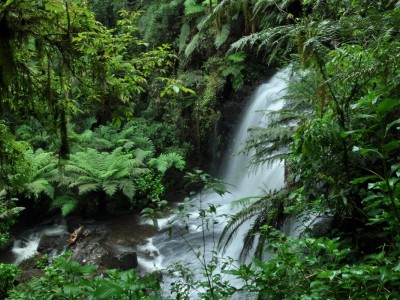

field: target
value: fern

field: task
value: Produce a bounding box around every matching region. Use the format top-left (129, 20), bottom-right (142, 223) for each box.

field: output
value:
top-left (102, 181), bottom-right (119, 197)
top-left (61, 147), bottom-right (150, 201)
top-left (131, 136), bottom-right (155, 154)
top-left (184, 0), bottom-right (205, 15)
top-left (76, 183), bottom-right (99, 195)
top-left (51, 195), bottom-right (79, 217)
top-left (0, 190), bottom-right (24, 220)
top-left (214, 23), bottom-right (230, 48)
top-left (120, 181), bottom-right (137, 199)
top-left (24, 150), bottom-right (58, 199)
top-left (148, 152), bottom-right (186, 174)
top-left (185, 32), bottom-right (201, 57)
top-left (179, 22), bottom-right (191, 52)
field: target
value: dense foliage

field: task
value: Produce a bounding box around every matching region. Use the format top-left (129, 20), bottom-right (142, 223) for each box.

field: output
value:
top-left (1, 0), bottom-right (400, 299)
top-left (4, 253), bottom-right (160, 299)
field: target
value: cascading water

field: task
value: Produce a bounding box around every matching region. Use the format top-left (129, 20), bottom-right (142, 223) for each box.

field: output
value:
top-left (141, 69), bottom-right (290, 297)
top-left (0, 222), bottom-right (68, 265)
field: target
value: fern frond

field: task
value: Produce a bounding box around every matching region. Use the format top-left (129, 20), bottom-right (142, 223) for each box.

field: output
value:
top-left (51, 195), bottom-right (78, 217)
top-left (134, 148), bottom-right (154, 164)
top-left (133, 136), bottom-right (155, 154)
top-left (102, 181), bottom-right (118, 196)
top-left (219, 190), bottom-right (287, 260)
top-left (119, 180), bottom-right (137, 199)
top-left (0, 190), bottom-right (24, 220)
top-left (131, 167), bottom-right (148, 177)
top-left (25, 178), bottom-right (51, 198)
top-left (77, 183), bottom-right (99, 195)
top-left (0, 207), bottom-right (25, 220)
top-left (149, 152), bottom-right (185, 173)
top-left (184, 0), bottom-right (204, 15)
top-left (185, 32), bottom-right (200, 57)
top-left (214, 24), bottom-right (230, 49)
top-left (179, 23), bottom-right (191, 52)
top-left (218, 200), bottom-right (262, 253)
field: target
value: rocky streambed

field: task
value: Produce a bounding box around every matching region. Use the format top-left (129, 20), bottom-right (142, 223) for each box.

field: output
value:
top-left (0, 212), bottom-right (161, 280)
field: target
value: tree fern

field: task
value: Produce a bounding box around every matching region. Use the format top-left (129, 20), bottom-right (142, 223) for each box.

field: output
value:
top-left (24, 150), bottom-right (58, 199)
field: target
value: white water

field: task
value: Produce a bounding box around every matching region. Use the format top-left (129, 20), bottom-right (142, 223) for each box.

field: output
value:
top-left (145, 69), bottom-right (290, 297)
top-left (8, 222), bottom-right (67, 265)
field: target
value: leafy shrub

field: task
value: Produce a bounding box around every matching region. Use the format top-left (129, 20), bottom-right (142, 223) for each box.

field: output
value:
top-left (229, 227), bottom-right (400, 299)
top-left (0, 264), bottom-right (20, 298)
top-left (7, 253), bottom-right (160, 300)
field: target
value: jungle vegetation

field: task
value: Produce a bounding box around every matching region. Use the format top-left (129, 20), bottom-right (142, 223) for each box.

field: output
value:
top-left (1, 0), bottom-right (400, 299)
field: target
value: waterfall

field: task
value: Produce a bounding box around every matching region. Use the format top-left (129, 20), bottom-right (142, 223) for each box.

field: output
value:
top-left (141, 69), bottom-right (290, 297)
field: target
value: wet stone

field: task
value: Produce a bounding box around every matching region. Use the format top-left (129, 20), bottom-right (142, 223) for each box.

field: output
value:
top-left (37, 234), bottom-right (69, 255)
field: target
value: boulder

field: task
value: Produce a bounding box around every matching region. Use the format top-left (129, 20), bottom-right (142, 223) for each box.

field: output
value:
top-left (68, 228), bottom-right (138, 270)
top-left (118, 252), bottom-right (138, 270)
top-left (37, 234), bottom-right (69, 255)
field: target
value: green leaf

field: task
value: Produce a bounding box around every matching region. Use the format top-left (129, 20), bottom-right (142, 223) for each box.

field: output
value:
top-left (62, 285), bottom-right (83, 296)
top-left (382, 140), bottom-right (400, 153)
top-left (173, 85), bottom-right (180, 93)
top-left (351, 175), bottom-right (380, 185)
top-left (353, 146), bottom-right (383, 157)
top-left (340, 129), bottom-right (369, 138)
top-left (378, 98), bottom-right (399, 114)
top-left (386, 118), bottom-right (400, 133)
top-left (44, 1), bottom-right (63, 12)
top-left (93, 283), bottom-right (123, 299)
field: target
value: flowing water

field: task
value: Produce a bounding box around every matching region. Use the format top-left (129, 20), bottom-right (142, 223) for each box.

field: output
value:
top-left (0, 221), bottom-right (68, 265)
top-left (138, 69), bottom-right (291, 297)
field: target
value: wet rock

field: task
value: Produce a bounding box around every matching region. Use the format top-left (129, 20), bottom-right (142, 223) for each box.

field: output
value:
top-left (68, 227), bottom-right (138, 270)
top-left (69, 229), bottom-right (108, 265)
top-left (118, 252), bottom-right (138, 270)
top-left (37, 234), bottom-right (69, 255)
